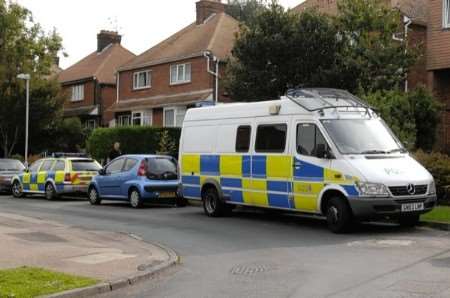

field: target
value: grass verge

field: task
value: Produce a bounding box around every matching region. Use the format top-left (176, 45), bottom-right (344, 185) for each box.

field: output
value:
top-left (0, 266), bottom-right (97, 297)
top-left (421, 206), bottom-right (450, 224)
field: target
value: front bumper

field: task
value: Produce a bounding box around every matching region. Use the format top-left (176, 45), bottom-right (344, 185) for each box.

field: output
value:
top-left (348, 195), bottom-right (437, 219)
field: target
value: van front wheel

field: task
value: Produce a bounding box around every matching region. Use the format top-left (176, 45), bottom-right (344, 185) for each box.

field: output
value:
top-left (326, 197), bottom-right (352, 233)
top-left (202, 187), bottom-right (225, 217)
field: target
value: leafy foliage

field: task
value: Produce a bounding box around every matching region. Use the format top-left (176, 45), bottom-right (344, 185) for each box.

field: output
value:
top-left (415, 150), bottom-right (450, 204)
top-left (0, 0), bottom-right (64, 157)
top-left (225, 4), bottom-right (341, 101)
top-left (225, 0), bottom-right (418, 99)
top-left (86, 127), bottom-right (181, 162)
top-left (226, 0), bottom-right (269, 26)
top-left (158, 129), bottom-right (178, 155)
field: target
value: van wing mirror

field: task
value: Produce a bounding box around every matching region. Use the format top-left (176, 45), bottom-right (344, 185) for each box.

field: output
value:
top-left (316, 144), bottom-right (334, 159)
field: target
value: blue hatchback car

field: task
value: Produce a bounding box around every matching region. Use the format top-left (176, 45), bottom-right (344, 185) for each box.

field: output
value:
top-left (87, 155), bottom-right (185, 208)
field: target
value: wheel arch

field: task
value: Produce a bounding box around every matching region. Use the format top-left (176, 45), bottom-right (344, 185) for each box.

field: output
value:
top-left (318, 186), bottom-right (351, 215)
top-left (200, 178), bottom-right (223, 201)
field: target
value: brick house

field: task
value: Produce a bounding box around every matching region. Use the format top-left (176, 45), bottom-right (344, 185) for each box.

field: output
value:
top-left (427, 0), bottom-right (450, 148)
top-left (293, 0), bottom-right (429, 91)
top-left (58, 31), bottom-right (136, 128)
top-left (109, 0), bottom-right (239, 128)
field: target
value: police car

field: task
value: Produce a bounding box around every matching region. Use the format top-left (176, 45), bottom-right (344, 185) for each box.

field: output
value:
top-left (11, 154), bottom-right (101, 200)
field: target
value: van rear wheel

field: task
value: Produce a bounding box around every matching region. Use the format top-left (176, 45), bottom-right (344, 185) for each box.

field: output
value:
top-left (326, 197), bottom-right (352, 233)
top-left (202, 187), bottom-right (226, 217)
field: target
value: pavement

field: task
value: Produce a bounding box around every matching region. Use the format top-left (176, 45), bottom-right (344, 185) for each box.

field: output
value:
top-left (0, 210), bottom-right (177, 297)
top-left (0, 196), bottom-right (450, 298)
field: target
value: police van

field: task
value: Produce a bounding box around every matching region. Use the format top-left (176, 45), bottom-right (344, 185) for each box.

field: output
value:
top-left (179, 88), bottom-right (437, 233)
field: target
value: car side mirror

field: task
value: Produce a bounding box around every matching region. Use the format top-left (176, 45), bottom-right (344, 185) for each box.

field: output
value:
top-left (316, 144), bottom-right (334, 159)
top-left (98, 169), bottom-right (106, 175)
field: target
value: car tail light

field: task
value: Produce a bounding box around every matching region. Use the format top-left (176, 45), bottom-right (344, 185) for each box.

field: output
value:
top-left (137, 160), bottom-right (147, 177)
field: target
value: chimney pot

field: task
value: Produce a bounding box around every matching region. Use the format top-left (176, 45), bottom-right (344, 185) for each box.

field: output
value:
top-left (97, 30), bottom-right (121, 52)
top-left (196, 0), bottom-right (226, 25)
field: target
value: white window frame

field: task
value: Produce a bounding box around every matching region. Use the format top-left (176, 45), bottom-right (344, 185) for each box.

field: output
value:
top-left (133, 70), bottom-right (151, 90)
top-left (163, 107), bottom-right (176, 127)
top-left (117, 115), bottom-right (131, 127)
top-left (131, 110), bottom-right (152, 126)
top-left (71, 84), bottom-right (84, 102)
top-left (444, 0), bottom-right (450, 28)
top-left (85, 119), bottom-right (97, 129)
top-left (170, 63), bottom-right (191, 85)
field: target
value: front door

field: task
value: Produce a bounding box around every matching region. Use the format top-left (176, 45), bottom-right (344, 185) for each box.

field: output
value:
top-left (291, 122), bottom-right (333, 212)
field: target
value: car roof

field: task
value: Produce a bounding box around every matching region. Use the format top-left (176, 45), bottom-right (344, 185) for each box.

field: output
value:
top-left (120, 154), bottom-right (173, 159)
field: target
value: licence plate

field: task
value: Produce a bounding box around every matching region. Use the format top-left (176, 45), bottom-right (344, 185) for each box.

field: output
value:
top-left (401, 202), bottom-right (424, 212)
top-left (159, 192), bottom-right (176, 198)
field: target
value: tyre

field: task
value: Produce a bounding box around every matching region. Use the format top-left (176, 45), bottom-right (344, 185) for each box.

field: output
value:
top-left (175, 195), bottom-right (188, 207)
top-left (202, 187), bottom-right (226, 217)
top-left (11, 180), bottom-right (24, 198)
top-left (88, 186), bottom-right (101, 205)
top-left (325, 197), bottom-right (352, 233)
top-left (398, 214), bottom-right (420, 228)
top-left (129, 188), bottom-right (143, 208)
top-left (45, 183), bottom-right (58, 200)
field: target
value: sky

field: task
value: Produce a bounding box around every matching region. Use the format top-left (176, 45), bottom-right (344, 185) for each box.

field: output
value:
top-left (15, 0), bottom-right (303, 69)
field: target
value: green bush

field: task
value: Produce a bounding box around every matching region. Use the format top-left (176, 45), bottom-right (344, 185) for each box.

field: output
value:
top-left (86, 127), bottom-right (181, 162)
top-left (414, 150), bottom-right (450, 205)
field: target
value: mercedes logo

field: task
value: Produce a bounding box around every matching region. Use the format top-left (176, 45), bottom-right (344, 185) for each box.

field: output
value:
top-left (407, 183), bottom-right (415, 195)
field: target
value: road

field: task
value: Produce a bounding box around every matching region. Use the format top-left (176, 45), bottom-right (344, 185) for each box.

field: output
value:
top-left (0, 195), bottom-right (449, 298)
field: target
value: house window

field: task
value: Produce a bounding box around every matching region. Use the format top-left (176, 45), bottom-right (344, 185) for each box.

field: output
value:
top-left (444, 0), bottom-right (450, 28)
top-left (170, 63), bottom-right (191, 85)
top-left (71, 84), bottom-right (84, 101)
top-left (131, 110), bottom-right (152, 126)
top-left (85, 119), bottom-right (97, 130)
top-left (117, 115), bottom-right (131, 127)
top-left (133, 70), bottom-right (151, 90)
top-left (164, 108), bottom-right (175, 127)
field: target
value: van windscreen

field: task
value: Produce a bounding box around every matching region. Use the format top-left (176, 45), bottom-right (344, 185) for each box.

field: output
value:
top-left (321, 119), bottom-right (405, 155)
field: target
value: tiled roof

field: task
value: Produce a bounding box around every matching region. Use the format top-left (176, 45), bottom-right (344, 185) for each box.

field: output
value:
top-left (63, 105), bottom-right (99, 117)
top-left (119, 12), bottom-right (239, 71)
top-left (108, 89), bottom-right (213, 112)
top-left (58, 44), bottom-right (136, 84)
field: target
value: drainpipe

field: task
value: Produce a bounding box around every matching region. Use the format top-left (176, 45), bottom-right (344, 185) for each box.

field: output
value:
top-left (204, 51), bottom-right (220, 104)
top-left (116, 72), bottom-right (120, 103)
top-left (403, 15), bottom-right (412, 92)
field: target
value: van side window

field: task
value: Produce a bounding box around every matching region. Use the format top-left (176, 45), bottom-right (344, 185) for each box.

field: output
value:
top-left (297, 123), bottom-right (330, 158)
top-left (255, 124), bottom-right (287, 153)
top-left (235, 126), bottom-right (251, 152)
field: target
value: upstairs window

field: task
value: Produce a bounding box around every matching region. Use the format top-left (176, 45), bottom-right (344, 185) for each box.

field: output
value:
top-left (444, 0), bottom-right (450, 28)
top-left (170, 63), bottom-right (191, 85)
top-left (133, 70), bottom-right (151, 90)
top-left (71, 84), bottom-right (84, 102)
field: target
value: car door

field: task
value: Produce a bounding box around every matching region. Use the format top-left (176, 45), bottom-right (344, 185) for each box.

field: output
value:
top-left (38, 160), bottom-right (55, 192)
top-left (25, 160), bottom-right (44, 192)
top-left (118, 158), bottom-right (139, 197)
top-left (98, 158), bottom-right (125, 197)
top-left (251, 122), bottom-right (291, 209)
top-left (291, 122), bottom-right (334, 212)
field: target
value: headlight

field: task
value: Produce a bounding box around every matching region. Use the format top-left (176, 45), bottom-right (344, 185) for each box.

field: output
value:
top-left (429, 181), bottom-right (436, 195)
top-left (355, 182), bottom-right (389, 197)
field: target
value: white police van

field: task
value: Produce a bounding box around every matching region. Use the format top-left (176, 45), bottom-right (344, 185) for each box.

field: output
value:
top-left (179, 88), bottom-right (437, 232)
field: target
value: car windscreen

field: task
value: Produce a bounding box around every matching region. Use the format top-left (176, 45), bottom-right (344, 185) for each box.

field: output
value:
top-left (321, 119), bottom-right (405, 155)
top-left (146, 157), bottom-right (178, 180)
top-left (71, 160), bottom-right (101, 172)
top-left (0, 160), bottom-right (25, 171)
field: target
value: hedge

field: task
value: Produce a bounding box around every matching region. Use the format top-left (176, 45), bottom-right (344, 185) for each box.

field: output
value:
top-left (86, 127), bottom-right (181, 162)
top-left (414, 150), bottom-right (450, 205)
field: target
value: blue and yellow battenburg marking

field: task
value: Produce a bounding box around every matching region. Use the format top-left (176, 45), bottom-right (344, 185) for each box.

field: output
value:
top-left (181, 154), bottom-right (359, 212)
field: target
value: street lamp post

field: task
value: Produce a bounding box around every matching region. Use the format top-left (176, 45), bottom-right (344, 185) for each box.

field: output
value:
top-left (17, 73), bottom-right (30, 168)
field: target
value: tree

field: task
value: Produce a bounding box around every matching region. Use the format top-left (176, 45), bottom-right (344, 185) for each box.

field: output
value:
top-left (0, 1), bottom-right (64, 157)
top-left (226, 0), bottom-right (268, 26)
top-left (225, 4), bottom-right (341, 101)
top-left (335, 0), bottom-right (418, 93)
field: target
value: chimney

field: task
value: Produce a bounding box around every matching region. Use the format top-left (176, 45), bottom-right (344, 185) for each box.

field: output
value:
top-left (97, 30), bottom-right (121, 52)
top-left (196, 0), bottom-right (226, 25)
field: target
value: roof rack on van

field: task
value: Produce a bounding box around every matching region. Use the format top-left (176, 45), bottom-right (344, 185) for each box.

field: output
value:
top-left (51, 152), bottom-right (88, 158)
top-left (286, 88), bottom-right (373, 114)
